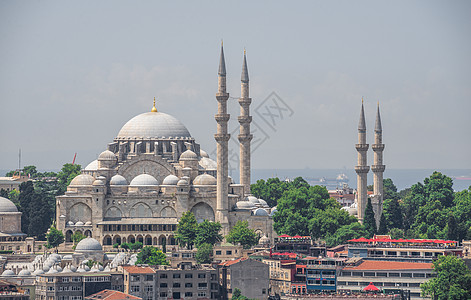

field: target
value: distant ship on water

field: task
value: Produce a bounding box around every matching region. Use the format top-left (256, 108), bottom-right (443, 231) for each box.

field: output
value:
top-left (303, 173), bottom-right (349, 188)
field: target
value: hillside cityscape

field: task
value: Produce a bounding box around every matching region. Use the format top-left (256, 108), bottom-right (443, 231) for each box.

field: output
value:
top-left (1, 1), bottom-right (470, 300)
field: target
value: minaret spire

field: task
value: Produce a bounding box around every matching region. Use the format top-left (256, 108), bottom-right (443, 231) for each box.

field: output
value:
top-left (215, 42), bottom-right (230, 233)
top-left (355, 99), bottom-right (369, 223)
top-left (238, 49), bottom-right (253, 195)
top-left (371, 102), bottom-right (385, 228)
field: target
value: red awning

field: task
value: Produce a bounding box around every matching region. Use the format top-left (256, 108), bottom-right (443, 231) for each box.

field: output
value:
top-left (278, 234), bottom-right (291, 238)
top-left (363, 282), bottom-right (380, 291)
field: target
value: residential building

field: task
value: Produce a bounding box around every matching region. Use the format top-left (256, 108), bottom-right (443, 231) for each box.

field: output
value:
top-left (85, 289), bottom-right (142, 300)
top-left (122, 266), bottom-right (156, 300)
top-left (303, 257), bottom-right (345, 293)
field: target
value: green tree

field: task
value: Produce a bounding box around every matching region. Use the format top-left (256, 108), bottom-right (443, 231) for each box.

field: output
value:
top-left (0, 189), bottom-right (8, 198)
top-left (175, 211), bottom-right (198, 249)
top-left (378, 213), bottom-right (387, 235)
top-left (363, 198), bottom-right (377, 237)
top-left (195, 243), bottom-right (213, 264)
top-left (226, 221), bottom-right (258, 249)
top-left (251, 177), bottom-right (289, 207)
top-left (453, 187), bottom-right (471, 241)
top-left (19, 181), bottom-right (53, 239)
top-left (195, 220), bottom-right (223, 247)
top-left (324, 222), bottom-right (366, 247)
top-left (162, 238), bottom-right (167, 253)
top-left (232, 288), bottom-right (244, 300)
top-left (135, 246), bottom-right (168, 265)
top-left (446, 214), bottom-right (459, 241)
top-left (421, 255), bottom-right (471, 300)
top-left (72, 231), bottom-right (86, 248)
top-left (383, 198), bottom-right (403, 230)
top-left (388, 228), bottom-right (405, 239)
top-left (121, 243), bottom-right (130, 251)
top-left (56, 163), bottom-right (81, 195)
top-left (46, 226), bottom-right (64, 250)
top-left (131, 242), bottom-right (143, 252)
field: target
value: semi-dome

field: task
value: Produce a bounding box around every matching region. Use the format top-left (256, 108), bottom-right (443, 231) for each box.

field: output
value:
top-left (75, 237), bottom-right (102, 252)
top-left (110, 175), bottom-right (128, 185)
top-left (258, 199), bottom-right (269, 207)
top-left (180, 150), bottom-right (198, 161)
top-left (1, 269), bottom-right (15, 277)
top-left (69, 174), bottom-right (95, 186)
top-left (162, 175), bottom-right (179, 185)
top-left (75, 221), bottom-right (84, 226)
top-left (18, 269), bottom-right (31, 277)
top-left (246, 196), bottom-right (260, 205)
top-left (177, 179), bottom-right (188, 186)
top-left (92, 179), bottom-right (105, 186)
top-left (234, 201), bottom-right (256, 210)
top-left (200, 149), bottom-right (209, 158)
top-left (0, 196), bottom-right (18, 212)
top-left (98, 150), bottom-right (117, 161)
top-left (84, 160), bottom-right (98, 170)
top-left (199, 157), bottom-right (217, 170)
top-left (130, 174), bottom-right (159, 186)
top-left (193, 173), bottom-right (217, 185)
top-left (117, 111), bottom-right (191, 139)
top-left (253, 208), bottom-right (269, 216)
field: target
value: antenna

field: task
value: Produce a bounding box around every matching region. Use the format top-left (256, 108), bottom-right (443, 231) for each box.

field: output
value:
top-left (18, 148), bottom-right (21, 171)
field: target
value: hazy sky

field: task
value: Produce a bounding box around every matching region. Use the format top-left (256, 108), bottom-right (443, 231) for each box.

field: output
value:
top-left (1, 0), bottom-right (470, 172)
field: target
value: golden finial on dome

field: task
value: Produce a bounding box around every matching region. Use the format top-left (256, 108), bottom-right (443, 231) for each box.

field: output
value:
top-left (151, 97), bottom-right (158, 112)
top-left (362, 96), bottom-right (364, 104)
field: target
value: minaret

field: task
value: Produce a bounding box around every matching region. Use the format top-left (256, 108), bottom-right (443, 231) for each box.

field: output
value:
top-left (215, 42), bottom-right (230, 231)
top-left (355, 99), bottom-right (370, 223)
top-left (371, 103), bottom-right (385, 227)
top-left (238, 49), bottom-right (253, 195)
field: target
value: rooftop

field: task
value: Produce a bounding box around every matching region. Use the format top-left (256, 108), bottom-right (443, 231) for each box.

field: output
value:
top-left (122, 266), bottom-right (155, 274)
top-left (85, 289), bottom-right (142, 300)
top-left (343, 260), bottom-right (432, 271)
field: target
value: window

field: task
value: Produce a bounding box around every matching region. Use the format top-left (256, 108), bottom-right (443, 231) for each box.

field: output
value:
top-left (160, 283), bottom-right (168, 288)
top-left (173, 292), bottom-right (181, 299)
top-left (198, 273), bottom-right (206, 279)
top-left (389, 272), bottom-right (400, 277)
top-left (198, 292), bottom-right (207, 297)
top-left (160, 292), bottom-right (167, 297)
top-left (216, 250), bottom-right (222, 255)
top-left (185, 273), bottom-right (193, 278)
top-left (414, 273), bottom-right (425, 278)
top-left (173, 273), bottom-right (181, 278)
top-left (226, 250), bottom-right (232, 255)
top-left (185, 283), bottom-right (193, 288)
top-left (145, 286), bottom-right (153, 292)
top-left (341, 271), bottom-right (351, 276)
top-left (173, 282), bottom-right (181, 288)
top-left (71, 297), bottom-right (82, 300)
top-left (160, 274), bottom-right (168, 278)
top-left (62, 277), bottom-right (70, 283)
top-left (131, 286), bottom-right (140, 292)
top-left (198, 282), bottom-right (208, 289)
top-left (131, 275), bottom-right (140, 282)
top-left (352, 272), bottom-right (363, 276)
top-left (364, 272), bottom-right (375, 277)
top-left (376, 272), bottom-right (387, 277)
top-left (185, 292), bottom-right (193, 297)
top-left (47, 286), bottom-right (55, 291)
top-left (145, 275), bottom-right (153, 281)
top-left (401, 273), bottom-right (412, 277)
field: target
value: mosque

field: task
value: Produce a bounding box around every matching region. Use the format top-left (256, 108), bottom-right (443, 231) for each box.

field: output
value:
top-left (55, 45), bottom-right (276, 250)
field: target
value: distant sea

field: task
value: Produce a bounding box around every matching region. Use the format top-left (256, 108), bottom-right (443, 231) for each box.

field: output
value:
top-left (245, 169), bottom-right (471, 192)
top-left (2, 168), bottom-right (470, 192)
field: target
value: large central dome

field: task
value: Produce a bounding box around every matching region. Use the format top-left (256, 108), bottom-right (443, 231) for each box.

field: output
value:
top-left (117, 111), bottom-right (191, 139)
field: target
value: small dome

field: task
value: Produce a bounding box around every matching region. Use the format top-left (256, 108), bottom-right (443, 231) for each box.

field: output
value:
top-left (180, 150), bottom-right (198, 161)
top-left (62, 255), bottom-right (73, 260)
top-left (177, 179), bottom-right (188, 186)
top-left (228, 176), bottom-right (233, 184)
top-left (1, 270), bottom-right (15, 277)
top-left (32, 269), bottom-right (44, 275)
top-left (234, 201), bottom-right (256, 210)
top-left (199, 157), bottom-right (217, 170)
top-left (162, 175), bottom-right (179, 185)
top-left (76, 265), bottom-right (86, 273)
top-left (69, 174), bottom-right (95, 186)
top-left (98, 150), bottom-right (117, 161)
top-left (75, 221), bottom-right (84, 226)
top-left (85, 221), bottom-right (92, 226)
top-left (269, 207), bottom-right (278, 217)
top-left (200, 149), bottom-right (209, 158)
top-left (75, 237), bottom-right (102, 252)
top-left (193, 173), bottom-right (217, 185)
top-left (17, 269), bottom-right (31, 277)
top-left (253, 208), bottom-right (269, 216)
top-left (85, 160), bottom-right (98, 170)
top-left (130, 174), bottom-right (159, 186)
top-left (0, 196), bottom-right (18, 212)
top-left (110, 175), bottom-right (128, 186)
top-left (67, 221), bottom-right (74, 226)
top-left (46, 267), bottom-right (58, 274)
top-left (246, 196), bottom-right (260, 205)
top-left (92, 179), bottom-right (105, 186)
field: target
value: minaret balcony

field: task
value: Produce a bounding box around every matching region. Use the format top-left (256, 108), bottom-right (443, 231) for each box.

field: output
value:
top-left (215, 114), bottom-right (230, 122)
top-left (238, 98), bottom-right (252, 105)
top-left (372, 144), bottom-right (385, 151)
top-left (355, 144), bottom-right (369, 151)
top-left (371, 165), bottom-right (386, 172)
top-left (214, 134), bottom-right (230, 142)
top-left (216, 94), bottom-right (229, 101)
top-left (237, 116), bottom-right (252, 123)
top-left (355, 166), bottom-right (370, 174)
top-left (238, 134), bottom-right (253, 142)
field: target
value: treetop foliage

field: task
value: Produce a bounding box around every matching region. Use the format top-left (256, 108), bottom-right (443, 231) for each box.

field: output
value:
top-left (226, 220), bottom-right (258, 249)
top-left (135, 246), bottom-right (168, 266)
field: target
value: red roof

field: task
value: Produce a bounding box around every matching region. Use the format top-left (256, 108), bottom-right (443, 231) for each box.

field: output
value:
top-left (85, 289), bottom-right (142, 300)
top-left (219, 257), bottom-right (247, 266)
top-left (344, 260), bottom-right (432, 271)
top-left (363, 282), bottom-right (380, 291)
top-left (122, 266), bottom-right (155, 274)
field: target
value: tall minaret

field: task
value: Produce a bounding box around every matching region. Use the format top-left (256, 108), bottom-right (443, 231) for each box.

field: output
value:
top-left (215, 42), bottom-right (230, 231)
top-left (371, 103), bottom-right (385, 227)
top-left (355, 99), bottom-right (370, 223)
top-left (238, 49), bottom-right (253, 195)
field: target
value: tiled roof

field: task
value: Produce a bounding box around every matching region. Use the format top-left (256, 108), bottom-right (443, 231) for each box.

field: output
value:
top-left (219, 257), bottom-right (247, 266)
top-left (122, 266), bottom-right (155, 274)
top-left (344, 260), bottom-right (432, 271)
top-left (85, 289), bottom-right (142, 300)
